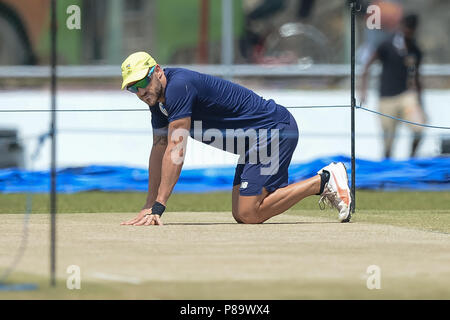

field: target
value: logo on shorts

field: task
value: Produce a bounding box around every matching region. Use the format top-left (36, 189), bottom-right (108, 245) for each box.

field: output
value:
top-left (159, 103), bottom-right (168, 117)
top-left (240, 181), bottom-right (248, 189)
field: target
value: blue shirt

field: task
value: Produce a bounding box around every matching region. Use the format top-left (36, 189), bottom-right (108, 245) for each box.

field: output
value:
top-left (150, 68), bottom-right (290, 148)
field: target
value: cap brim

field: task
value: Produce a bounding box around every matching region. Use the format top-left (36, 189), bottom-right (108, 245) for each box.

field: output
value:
top-left (121, 68), bottom-right (149, 90)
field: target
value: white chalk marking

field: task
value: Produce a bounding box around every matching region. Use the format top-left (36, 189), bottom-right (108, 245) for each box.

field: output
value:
top-left (91, 272), bottom-right (142, 285)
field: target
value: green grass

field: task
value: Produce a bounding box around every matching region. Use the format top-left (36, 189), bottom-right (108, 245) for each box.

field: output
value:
top-left (287, 209), bottom-right (450, 233)
top-left (0, 191), bottom-right (449, 232)
top-left (0, 190), bottom-right (448, 212)
top-left (2, 270), bottom-right (449, 300)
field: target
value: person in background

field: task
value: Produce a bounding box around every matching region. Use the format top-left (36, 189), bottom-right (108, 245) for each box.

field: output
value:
top-left (360, 13), bottom-right (426, 159)
top-left (357, 0), bottom-right (404, 65)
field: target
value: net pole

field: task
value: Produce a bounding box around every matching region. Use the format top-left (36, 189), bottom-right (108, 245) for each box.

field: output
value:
top-left (350, 0), bottom-right (356, 213)
top-left (221, 0), bottom-right (233, 80)
top-left (50, 0), bottom-right (57, 287)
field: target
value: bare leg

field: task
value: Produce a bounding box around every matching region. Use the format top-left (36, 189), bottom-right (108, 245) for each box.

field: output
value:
top-left (383, 129), bottom-right (395, 159)
top-left (235, 175), bottom-right (321, 224)
top-left (410, 132), bottom-right (422, 157)
top-left (232, 185), bottom-right (243, 223)
top-left (382, 110), bottom-right (398, 159)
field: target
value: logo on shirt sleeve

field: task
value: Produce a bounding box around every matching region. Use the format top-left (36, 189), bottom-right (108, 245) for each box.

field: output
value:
top-left (159, 103), bottom-right (168, 117)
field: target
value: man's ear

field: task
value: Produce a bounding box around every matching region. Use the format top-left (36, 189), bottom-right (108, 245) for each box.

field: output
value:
top-left (156, 65), bottom-right (163, 79)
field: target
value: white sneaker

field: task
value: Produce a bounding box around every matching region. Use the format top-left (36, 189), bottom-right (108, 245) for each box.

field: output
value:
top-left (317, 162), bottom-right (352, 223)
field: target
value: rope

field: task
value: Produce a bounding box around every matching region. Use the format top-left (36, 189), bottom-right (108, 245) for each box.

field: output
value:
top-left (356, 105), bottom-right (450, 130)
top-left (0, 105), bottom-right (349, 112)
top-left (0, 108), bottom-right (147, 113)
top-left (1, 104), bottom-right (449, 129)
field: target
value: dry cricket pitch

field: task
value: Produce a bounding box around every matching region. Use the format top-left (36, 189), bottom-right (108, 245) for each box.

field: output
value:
top-left (1, 211), bottom-right (449, 299)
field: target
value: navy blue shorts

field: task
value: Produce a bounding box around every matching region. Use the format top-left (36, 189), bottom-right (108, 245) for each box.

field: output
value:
top-left (233, 112), bottom-right (299, 196)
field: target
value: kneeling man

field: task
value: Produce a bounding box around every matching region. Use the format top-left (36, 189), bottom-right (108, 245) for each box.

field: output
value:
top-left (120, 52), bottom-right (352, 226)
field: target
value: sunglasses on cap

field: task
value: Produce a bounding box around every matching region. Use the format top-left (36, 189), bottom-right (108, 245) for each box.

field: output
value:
top-left (126, 66), bottom-right (156, 93)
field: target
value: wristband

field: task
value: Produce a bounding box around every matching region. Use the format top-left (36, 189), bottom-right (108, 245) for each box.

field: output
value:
top-left (151, 201), bottom-right (166, 216)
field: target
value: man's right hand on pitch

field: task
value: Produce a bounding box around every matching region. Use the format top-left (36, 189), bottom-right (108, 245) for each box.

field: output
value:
top-left (120, 208), bottom-right (163, 226)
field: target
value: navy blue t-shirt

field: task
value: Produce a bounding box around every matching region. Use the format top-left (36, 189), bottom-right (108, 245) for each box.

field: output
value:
top-left (376, 35), bottom-right (422, 97)
top-left (149, 68), bottom-right (290, 151)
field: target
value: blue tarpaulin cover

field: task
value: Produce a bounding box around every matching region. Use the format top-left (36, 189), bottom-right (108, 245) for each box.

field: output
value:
top-left (0, 156), bottom-right (449, 193)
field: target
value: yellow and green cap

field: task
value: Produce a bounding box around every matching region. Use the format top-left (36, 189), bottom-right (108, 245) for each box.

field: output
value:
top-left (121, 52), bottom-right (157, 90)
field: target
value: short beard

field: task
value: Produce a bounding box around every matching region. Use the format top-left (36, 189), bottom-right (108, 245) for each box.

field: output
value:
top-left (154, 80), bottom-right (163, 103)
top-left (148, 79), bottom-right (163, 106)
